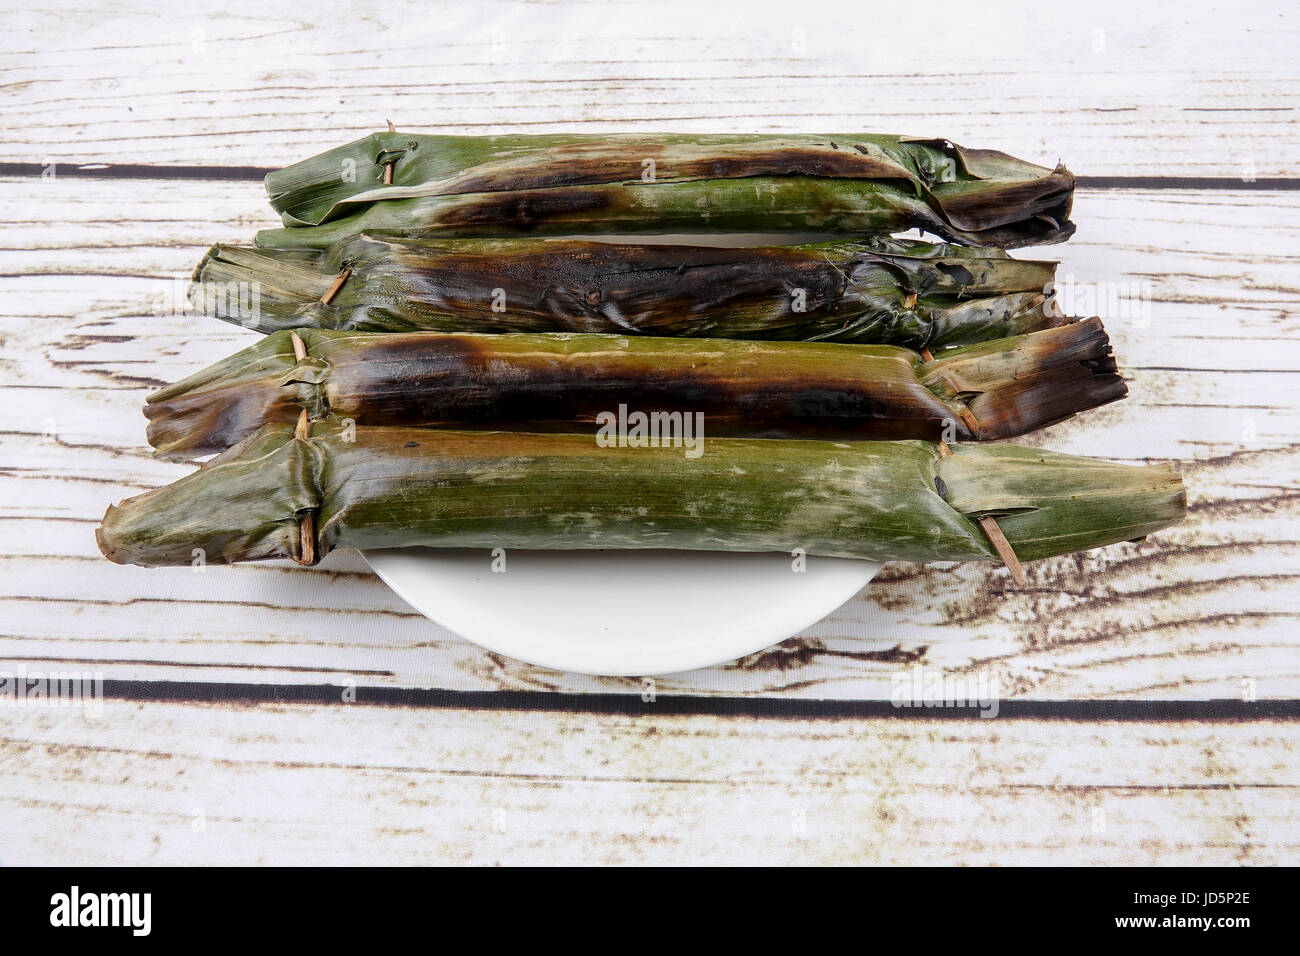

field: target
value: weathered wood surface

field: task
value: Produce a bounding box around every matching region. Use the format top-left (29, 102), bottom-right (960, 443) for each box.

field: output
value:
top-left (1, 701), bottom-right (1294, 865)
top-left (2, 0), bottom-right (1298, 869)
top-left (5, 0), bottom-right (1297, 178)
top-left (1, 174), bottom-right (1296, 697)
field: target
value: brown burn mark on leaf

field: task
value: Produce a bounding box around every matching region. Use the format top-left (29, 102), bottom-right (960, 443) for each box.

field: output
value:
top-left (935, 168), bottom-right (1076, 240)
top-left (388, 240), bottom-right (857, 334)
top-left (437, 188), bottom-right (618, 231)
top-left (322, 331), bottom-right (962, 442)
top-left (431, 142), bottom-right (913, 196)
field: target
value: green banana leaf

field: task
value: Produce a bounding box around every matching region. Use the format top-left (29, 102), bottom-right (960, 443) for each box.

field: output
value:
top-left (98, 423), bottom-right (1184, 569)
top-left (257, 132), bottom-right (1075, 249)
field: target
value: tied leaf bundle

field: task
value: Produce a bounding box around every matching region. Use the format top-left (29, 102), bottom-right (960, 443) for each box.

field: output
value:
top-left (194, 235), bottom-right (1061, 347)
top-left (97, 422), bottom-right (1185, 569)
top-left (144, 321), bottom-right (1125, 459)
top-left (256, 132), bottom-right (1075, 249)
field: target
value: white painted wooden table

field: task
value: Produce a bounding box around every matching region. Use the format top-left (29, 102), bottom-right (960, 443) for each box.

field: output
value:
top-left (1, 0), bottom-right (1297, 865)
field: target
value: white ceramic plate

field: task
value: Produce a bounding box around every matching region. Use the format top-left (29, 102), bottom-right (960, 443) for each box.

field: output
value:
top-left (364, 548), bottom-right (879, 676)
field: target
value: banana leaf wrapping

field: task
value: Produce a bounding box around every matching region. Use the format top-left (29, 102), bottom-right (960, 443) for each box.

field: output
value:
top-left (145, 320), bottom-right (1125, 459)
top-left (256, 132), bottom-right (1075, 249)
top-left (97, 422), bottom-right (1185, 568)
top-left (193, 235), bottom-right (1062, 347)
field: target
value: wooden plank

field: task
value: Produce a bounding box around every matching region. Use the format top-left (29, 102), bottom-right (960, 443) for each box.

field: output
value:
top-left (3, 0), bottom-right (1297, 176)
top-left (0, 701), bottom-right (1295, 865)
top-left (0, 173), bottom-right (1295, 697)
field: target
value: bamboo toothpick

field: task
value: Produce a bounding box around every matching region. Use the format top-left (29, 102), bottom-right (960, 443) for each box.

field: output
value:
top-left (383, 120), bottom-right (397, 183)
top-left (935, 439), bottom-right (1026, 585)
top-left (918, 346), bottom-right (984, 437)
top-left (975, 514), bottom-right (1025, 585)
top-left (294, 409), bottom-right (316, 567)
top-left (957, 406), bottom-right (980, 434)
top-left (319, 267), bottom-right (352, 305)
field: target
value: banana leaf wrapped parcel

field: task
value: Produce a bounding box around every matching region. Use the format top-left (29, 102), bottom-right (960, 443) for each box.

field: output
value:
top-left (145, 320), bottom-right (1125, 458)
top-left (256, 132), bottom-right (1075, 249)
top-left (194, 235), bottom-right (1062, 346)
top-left (98, 422), bottom-right (1185, 568)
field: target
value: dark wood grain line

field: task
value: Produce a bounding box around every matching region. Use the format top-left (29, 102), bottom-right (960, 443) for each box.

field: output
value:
top-left (0, 163), bottom-right (268, 181)
top-left (80, 680), bottom-right (1300, 718)
top-left (1078, 176), bottom-right (1300, 190)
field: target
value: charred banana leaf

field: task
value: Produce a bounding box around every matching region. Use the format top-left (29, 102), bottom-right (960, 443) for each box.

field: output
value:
top-left (257, 132), bottom-right (1075, 249)
top-left (145, 321), bottom-right (1125, 458)
top-left (194, 235), bottom-right (1061, 346)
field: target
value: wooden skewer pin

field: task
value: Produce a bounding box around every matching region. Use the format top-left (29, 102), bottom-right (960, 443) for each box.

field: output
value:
top-left (293, 409), bottom-right (316, 567)
top-left (319, 267), bottom-right (352, 305)
top-left (935, 439), bottom-right (1027, 586)
top-left (383, 119), bottom-right (396, 184)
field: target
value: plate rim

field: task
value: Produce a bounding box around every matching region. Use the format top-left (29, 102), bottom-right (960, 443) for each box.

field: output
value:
top-left (363, 547), bottom-right (881, 676)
